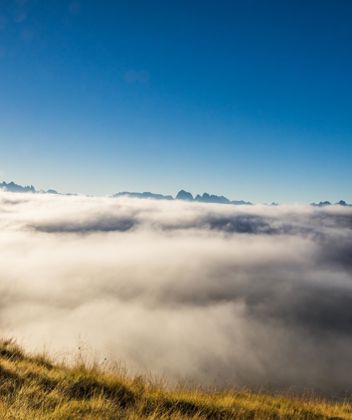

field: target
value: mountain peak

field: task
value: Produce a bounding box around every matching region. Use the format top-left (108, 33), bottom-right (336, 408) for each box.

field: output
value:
top-left (0, 181), bottom-right (36, 193)
top-left (195, 193), bottom-right (231, 204)
top-left (113, 191), bottom-right (173, 200)
top-left (176, 190), bottom-right (194, 201)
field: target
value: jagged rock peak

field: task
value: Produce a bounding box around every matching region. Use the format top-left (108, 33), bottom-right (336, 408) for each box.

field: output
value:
top-left (176, 190), bottom-right (194, 201)
top-left (0, 181), bottom-right (36, 193)
top-left (195, 193), bottom-right (230, 204)
top-left (114, 191), bottom-right (173, 200)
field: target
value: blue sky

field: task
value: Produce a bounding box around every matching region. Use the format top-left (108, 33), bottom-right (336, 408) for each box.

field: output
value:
top-left (0, 0), bottom-right (351, 202)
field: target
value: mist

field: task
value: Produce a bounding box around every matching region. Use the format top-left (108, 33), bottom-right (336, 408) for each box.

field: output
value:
top-left (0, 192), bottom-right (351, 397)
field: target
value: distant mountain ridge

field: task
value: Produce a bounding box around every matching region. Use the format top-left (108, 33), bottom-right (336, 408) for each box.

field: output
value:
top-left (0, 181), bottom-right (36, 193)
top-left (1, 181), bottom-right (351, 206)
top-left (311, 200), bottom-right (351, 207)
top-left (115, 189), bottom-right (252, 205)
top-left (114, 191), bottom-right (173, 200)
top-left (0, 181), bottom-right (58, 195)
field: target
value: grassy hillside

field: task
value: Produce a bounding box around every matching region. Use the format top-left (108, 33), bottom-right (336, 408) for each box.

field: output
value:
top-left (0, 339), bottom-right (351, 419)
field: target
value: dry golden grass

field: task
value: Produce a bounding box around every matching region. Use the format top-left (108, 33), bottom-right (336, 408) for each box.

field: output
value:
top-left (0, 339), bottom-right (351, 419)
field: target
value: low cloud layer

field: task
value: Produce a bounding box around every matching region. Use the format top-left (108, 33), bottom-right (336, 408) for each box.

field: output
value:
top-left (0, 192), bottom-right (351, 397)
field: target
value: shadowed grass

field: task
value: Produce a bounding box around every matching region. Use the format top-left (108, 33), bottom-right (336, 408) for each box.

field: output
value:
top-left (0, 339), bottom-right (351, 419)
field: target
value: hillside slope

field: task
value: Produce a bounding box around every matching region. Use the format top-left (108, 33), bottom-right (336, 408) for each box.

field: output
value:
top-left (0, 339), bottom-right (351, 419)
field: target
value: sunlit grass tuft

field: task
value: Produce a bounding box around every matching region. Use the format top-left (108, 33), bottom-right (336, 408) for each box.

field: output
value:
top-left (0, 339), bottom-right (351, 419)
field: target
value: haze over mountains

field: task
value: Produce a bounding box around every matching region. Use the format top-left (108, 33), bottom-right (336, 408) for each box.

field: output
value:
top-left (0, 181), bottom-right (37, 194)
top-left (0, 180), bottom-right (350, 206)
top-left (114, 189), bottom-right (252, 205)
top-left (0, 181), bottom-right (57, 195)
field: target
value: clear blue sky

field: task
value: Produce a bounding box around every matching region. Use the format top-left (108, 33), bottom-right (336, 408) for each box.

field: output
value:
top-left (0, 0), bottom-right (351, 202)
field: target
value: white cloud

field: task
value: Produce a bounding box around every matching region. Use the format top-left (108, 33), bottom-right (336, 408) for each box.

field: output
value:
top-left (0, 192), bottom-right (351, 396)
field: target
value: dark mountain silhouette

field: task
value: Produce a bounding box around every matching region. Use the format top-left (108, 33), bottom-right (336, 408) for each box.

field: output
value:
top-left (0, 181), bottom-right (36, 193)
top-left (195, 193), bottom-right (230, 204)
top-left (312, 201), bottom-right (332, 207)
top-left (2, 181), bottom-right (349, 207)
top-left (0, 181), bottom-right (61, 195)
top-left (176, 190), bottom-right (194, 201)
top-left (311, 201), bottom-right (332, 207)
top-left (336, 200), bottom-right (349, 206)
top-left (311, 200), bottom-right (351, 207)
top-left (179, 191), bottom-right (251, 205)
top-left (231, 200), bottom-right (253, 205)
top-left (113, 191), bottom-right (173, 200)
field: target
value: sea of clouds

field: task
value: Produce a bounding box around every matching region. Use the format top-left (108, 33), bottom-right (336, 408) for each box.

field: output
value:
top-left (0, 192), bottom-right (351, 397)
